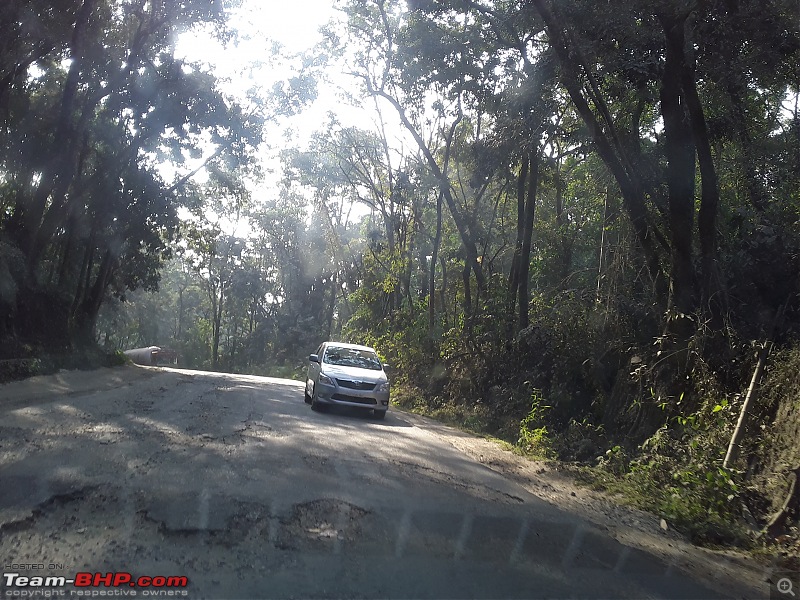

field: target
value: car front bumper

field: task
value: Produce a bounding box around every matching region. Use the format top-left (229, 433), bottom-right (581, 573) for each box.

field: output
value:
top-left (315, 381), bottom-right (390, 411)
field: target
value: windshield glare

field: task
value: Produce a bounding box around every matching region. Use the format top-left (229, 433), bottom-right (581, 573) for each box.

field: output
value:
top-left (323, 347), bottom-right (382, 371)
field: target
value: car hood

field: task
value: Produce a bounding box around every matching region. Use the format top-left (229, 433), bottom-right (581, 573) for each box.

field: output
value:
top-left (321, 364), bottom-right (387, 383)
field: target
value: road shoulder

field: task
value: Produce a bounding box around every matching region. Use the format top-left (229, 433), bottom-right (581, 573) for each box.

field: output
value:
top-left (0, 364), bottom-right (162, 411)
top-left (396, 407), bottom-right (771, 600)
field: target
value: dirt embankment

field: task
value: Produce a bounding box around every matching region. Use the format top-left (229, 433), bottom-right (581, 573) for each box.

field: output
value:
top-left (745, 348), bottom-right (800, 562)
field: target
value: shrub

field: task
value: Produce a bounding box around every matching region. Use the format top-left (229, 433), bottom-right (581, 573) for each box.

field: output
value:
top-left (517, 389), bottom-right (555, 458)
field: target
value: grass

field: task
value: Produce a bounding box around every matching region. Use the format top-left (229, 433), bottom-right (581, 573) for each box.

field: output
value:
top-left (570, 461), bottom-right (755, 548)
top-left (391, 382), bottom-right (554, 459)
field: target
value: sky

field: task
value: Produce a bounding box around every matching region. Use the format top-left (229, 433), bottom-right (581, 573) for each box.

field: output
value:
top-left (171, 1), bottom-right (348, 232)
top-left (176, 6), bottom-right (365, 170)
top-left (233, 0), bottom-right (338, 53)
top-left (172, 0), bottom-right (408, 233)
top-left (178, 0), bottom-right (337, 61)
top-left (174, 0), bottom-right (380, 140)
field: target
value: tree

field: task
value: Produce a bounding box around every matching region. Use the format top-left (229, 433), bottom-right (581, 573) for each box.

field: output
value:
top-left (0, 0), bottom-right (264, 352)
top-left (330, 0), bottom-right (490, 307)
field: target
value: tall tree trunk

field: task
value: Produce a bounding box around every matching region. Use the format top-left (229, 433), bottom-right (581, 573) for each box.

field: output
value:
top-left (369, 86), bottom-right (485, 294)
top-left (518, 150), bottom-right (539, 331)
top-left (210, 279), bottom-right (223, 369)
top-left (73, 247), bottom-right (115, 348)
top-left (462, 262), bottom-right (472, 323)
top-left (596, 188), bottom-right (619, 302)
top-left (439, 256), bottom-right (448, 328)
top-left (22, 0), bottom-right (97, 265)
top-left (554, 155), bottom-right (572, 281)
top-left (70, 223), bottom-right (96, 320)
top-left (383, 209), bottom-right (397, 313)
top-left (326, 273), bottom-right (337, 339)
top-left (659, 11), bottom-right (697, 346)
top-left (177, 287), bottom-right (185, 340)
top-left (428, 192), bottom-right (443, 332)
top-left (57, 215), bottom-right (78, 287)
top-left (671, 16), bottom-right (725, 326)
top-left (212, 296), bottom-right (222, 369)
top-left (507, 157), bottom-right (529, 337)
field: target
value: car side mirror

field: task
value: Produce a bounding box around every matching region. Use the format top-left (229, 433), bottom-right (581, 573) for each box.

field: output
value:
top-left (382, 363), bottom-right (391, 371)
top-left (309, 354), bottom-right (319, 363)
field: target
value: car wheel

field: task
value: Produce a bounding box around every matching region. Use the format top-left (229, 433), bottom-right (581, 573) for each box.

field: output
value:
top-left (372, 409), bottom-right (386, 420)
top-left (310, 386), bottom-right (326, 412)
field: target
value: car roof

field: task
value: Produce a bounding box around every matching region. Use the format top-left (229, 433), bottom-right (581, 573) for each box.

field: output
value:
top-left (323, 342), bottom-right (377, 352)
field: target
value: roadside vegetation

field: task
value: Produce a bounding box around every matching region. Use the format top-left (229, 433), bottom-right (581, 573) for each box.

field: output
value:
top-left (1, 0), bottom-right (799, 560)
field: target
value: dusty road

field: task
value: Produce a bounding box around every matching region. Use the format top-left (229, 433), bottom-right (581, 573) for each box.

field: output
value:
top-left (0, 366), bottom-right (770, 598)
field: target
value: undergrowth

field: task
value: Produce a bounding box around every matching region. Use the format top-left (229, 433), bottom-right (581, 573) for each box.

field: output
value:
top-left (579, 447), bottom-right (752, 547)
top-left (0, 346), bottom-right (128, 384)
top-left (377, 314), bottom-right (800, 556)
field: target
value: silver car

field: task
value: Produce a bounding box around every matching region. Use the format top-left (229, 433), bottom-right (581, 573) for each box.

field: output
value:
top-left (304, 342), bottom-right (390, 419)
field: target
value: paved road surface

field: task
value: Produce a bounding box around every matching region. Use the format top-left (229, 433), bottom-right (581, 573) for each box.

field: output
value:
top-left (0, 367), bottom-right (742, 598)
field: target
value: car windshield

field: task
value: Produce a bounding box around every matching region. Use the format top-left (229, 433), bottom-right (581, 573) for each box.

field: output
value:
top-left (323, 347), bottom-right (382, 370)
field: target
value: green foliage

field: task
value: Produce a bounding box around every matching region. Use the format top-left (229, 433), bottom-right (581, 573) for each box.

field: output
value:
top-left (596, 445), bottom-right (629, 477)
top-left (0, 358), bottom-right (43, 383)
top-left (517, 389), bottom-right (555, 459)
top-left (261, 364), bottom-right (306, 382)
top-left (584, 371), bottom-right (752, 546)
top-left (623, 453), bottom-right (746, 545)
top-left (108, 350), bottom-right (127, 367)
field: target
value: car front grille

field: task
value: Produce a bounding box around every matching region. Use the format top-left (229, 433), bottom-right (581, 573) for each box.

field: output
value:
top-left (331, 393), bottom-right (377, 405)
top-left (335, 378), bottom-right (376, 391)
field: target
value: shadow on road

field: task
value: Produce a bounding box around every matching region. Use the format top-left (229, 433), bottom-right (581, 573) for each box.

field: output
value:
top-left (310, 404), bottom-right (413, 428)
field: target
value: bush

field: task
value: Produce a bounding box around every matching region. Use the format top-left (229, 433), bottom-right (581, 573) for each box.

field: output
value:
top-left (585, 389), bottom-right (751, 547)
top-left (517, 389), bottom-right (555, 458)
top-left (0, 358), bottom-right (43, 383)
top-left (624, 455), bottom-right (747, 545)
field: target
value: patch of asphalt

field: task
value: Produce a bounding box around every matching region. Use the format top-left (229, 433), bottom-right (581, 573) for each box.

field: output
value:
top-left (276, 498), bottom-right (375, 552)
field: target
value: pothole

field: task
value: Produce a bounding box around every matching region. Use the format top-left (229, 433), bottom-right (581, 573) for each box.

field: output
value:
top-left (277, 499), bottom-right (370, 550)
top-left (130, 399), bottom-right (154, 413)
top-left (242, 420), bottom-right (287, 440)
top-left (0, 485), bottom-right (100, 535)
top-left (302, 455), bottom-right (333, 472)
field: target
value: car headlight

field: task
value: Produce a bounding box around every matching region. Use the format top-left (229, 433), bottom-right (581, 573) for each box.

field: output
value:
top-left (376, 381), bottom-right (390, 393)
top-left (319, 373), bottom-right (334, 385)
